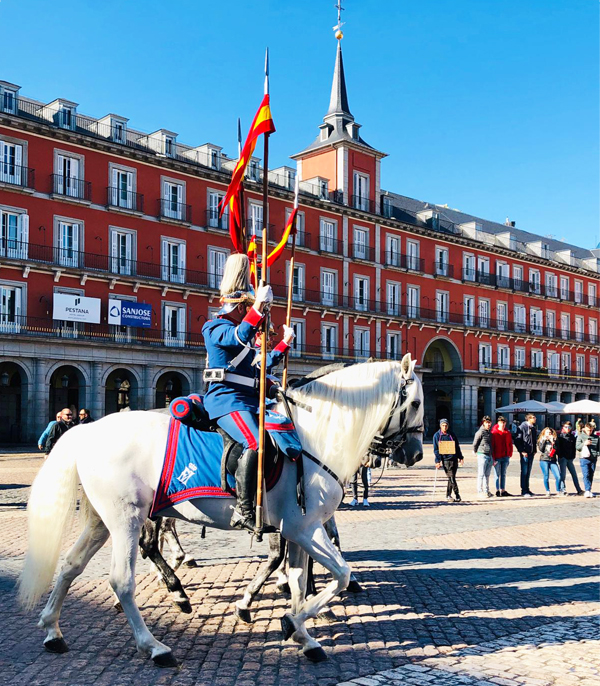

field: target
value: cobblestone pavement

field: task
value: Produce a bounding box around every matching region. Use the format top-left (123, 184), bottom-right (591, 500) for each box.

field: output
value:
top-left (0, 448), bottom-right (598, 686)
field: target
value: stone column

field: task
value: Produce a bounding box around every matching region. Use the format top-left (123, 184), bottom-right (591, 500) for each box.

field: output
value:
top-left (142, 365), bottom-right (156, 410)
top-left (89, 361), bottom-right (104, 420)
top-left (32, 357), bottom-right (50, 441)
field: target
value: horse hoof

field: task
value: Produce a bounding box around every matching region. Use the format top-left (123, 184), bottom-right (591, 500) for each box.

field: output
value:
top-left (346, 579), bottom-right (363, 594)
top-left (182, 559), bottom-right (198, 568)
top-left (153, 651), bottom-right (179, 668)
top-left (113, 601), bottom-right (124, 613)
top-left (304, 646), bottom-right (328, 662)
top-left (44, 637), bottom-right (69, 654)
top-left (174, 600), bottom-right (193, 614)
top-left (280, 614), bottom-right (295, 641)
top-left (235, 606), bottom-right (252, 624)
top-left (277, 582), bottom-right (291, 596)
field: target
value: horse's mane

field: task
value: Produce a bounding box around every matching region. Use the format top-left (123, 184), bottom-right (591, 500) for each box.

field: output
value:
top-left (289, 362), bottom-right (352, 388)
top-left (286, 360), bottom-right (417, 483)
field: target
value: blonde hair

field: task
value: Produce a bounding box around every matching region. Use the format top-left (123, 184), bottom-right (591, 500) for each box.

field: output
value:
top-left (219, 254), bottom-right (250, 297)
top-left (537, 427), bottom-right (557, 446)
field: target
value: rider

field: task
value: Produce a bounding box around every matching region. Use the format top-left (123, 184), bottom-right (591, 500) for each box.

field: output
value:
top-left (201, 254), bottom-right (294, 532)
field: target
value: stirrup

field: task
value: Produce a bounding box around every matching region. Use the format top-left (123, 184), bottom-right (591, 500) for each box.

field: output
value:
top-left (230, 508), bottom-right (256, 533)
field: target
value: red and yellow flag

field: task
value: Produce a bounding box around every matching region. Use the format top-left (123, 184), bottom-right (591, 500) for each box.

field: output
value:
top-left (227, 192), bottom-right (244, 253)
top-left (247, 206), bottom-right (298, 287)
top-left (220, 94), bottom-right (276, 228)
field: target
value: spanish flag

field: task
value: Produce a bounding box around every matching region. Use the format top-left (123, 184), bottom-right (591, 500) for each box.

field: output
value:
top-left (228, 192), bottom-right (244, 253)
top-left (220, 94), bottom-right (276, 227)
top-left (266, 207), bottom-right (297, 267)
top-left (247, 233), bottom-right (258, 288)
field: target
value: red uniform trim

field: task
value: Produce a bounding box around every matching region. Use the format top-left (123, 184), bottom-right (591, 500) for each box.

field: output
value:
top-left (231, 411), bottom-right (258, 450)
top-left (274, 340), bottom-right (290, 353)
top-left (243, 307), bottom-right (263, 327)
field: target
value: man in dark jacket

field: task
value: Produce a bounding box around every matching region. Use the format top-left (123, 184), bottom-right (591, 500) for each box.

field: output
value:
top-left (433, 419), bottom-right (464, 502)
top-left (556, 421), bottom-right (583, 496)
top-left (44, 408), bottom-right (74, 455)
top-left (514, 413), bottom-right (538, 497)
top-left (576, 424), bottom-right (599, 498)
top-left (77, 408), bottom-right (94, 424)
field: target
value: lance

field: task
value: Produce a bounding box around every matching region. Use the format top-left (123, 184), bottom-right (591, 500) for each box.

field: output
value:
top-left (238, 117), bottom-right (247, 253)
top-left (281, 175), bottom-right (299, 389)
top-left (255, 48), bottom-right (270, 535)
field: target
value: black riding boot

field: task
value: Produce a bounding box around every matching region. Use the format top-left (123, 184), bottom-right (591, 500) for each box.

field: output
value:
top-left (230, 449), bottom-right (258, 533)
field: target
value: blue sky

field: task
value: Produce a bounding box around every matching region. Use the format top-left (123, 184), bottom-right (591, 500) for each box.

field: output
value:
top-left (2, 0), bottom-right (598, 249)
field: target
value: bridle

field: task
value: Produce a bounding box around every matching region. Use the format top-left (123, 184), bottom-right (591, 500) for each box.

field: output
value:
top-left (369, 375), bottom-right (424, 460)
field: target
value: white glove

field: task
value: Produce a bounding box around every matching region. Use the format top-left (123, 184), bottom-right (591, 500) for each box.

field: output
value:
top-left (283, 325), bottom-right (295, 344)
top-left (254, 284), bottom-right (273, 311)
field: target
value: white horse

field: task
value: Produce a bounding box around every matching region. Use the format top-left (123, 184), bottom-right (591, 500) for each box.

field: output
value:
top-left (19, 355), bottom-right (424, 666)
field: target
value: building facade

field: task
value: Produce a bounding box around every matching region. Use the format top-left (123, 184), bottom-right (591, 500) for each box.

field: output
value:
top-left (0, 47), bottom-right (598, 443)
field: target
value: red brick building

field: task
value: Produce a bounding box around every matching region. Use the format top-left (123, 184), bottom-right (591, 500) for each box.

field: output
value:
top-left (0, 44), bottom-right (598, 442)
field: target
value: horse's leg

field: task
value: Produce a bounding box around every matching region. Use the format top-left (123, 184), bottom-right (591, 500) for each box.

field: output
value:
top-left (235, 533), bottom-right (286, 623)
top-left (274, 536), bottom-right (291, 595)
top-left (161, 518), bottom-right (197, 570)
top-left (139, 519), bottom-right (192, 614)
top-left (39, 511), bottom-right (109, 653)
top-left (108, 513), bottom-right (177, 667)
top-left (324, 516), bottom-right (361, 593)
top-left (281, 525), bottom-right (350, 662)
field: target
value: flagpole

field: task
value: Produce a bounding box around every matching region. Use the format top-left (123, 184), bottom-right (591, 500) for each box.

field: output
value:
top-left (238, 118), bottom-right (247, 253)
top-left (255, 48), bottom-right (270, 536)
top-left (281, 175), bottom-right (299, 389)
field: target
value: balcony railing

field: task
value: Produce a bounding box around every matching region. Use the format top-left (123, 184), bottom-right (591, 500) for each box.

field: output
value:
top-left (351, 195), bottom-right (377, 214)
top-left (384, 252), bottom-right (425, 272)
top-left (433, 262), bottom-right (454, 278)
top-left (107, 186), bottom-right (144, 212)
top-left (318, 236), bottom-right (345, 256)
top-left (159, 199), bottom-right (192, 223)
top-left (482, 364), bottom-right (600, 381)
top-left (51, 174), bottom-right (91, 201)
top-left (206, 209), bottom-right (228, 230)
top-left (0, 163), bottom-right (35, 189)
top-left (352, 243), bottom-right (376, 262)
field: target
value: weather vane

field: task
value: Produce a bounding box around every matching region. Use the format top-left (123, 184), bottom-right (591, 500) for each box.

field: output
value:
top-left (333, 1), bottom-right (345, 40)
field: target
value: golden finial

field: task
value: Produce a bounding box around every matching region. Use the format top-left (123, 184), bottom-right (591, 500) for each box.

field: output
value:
top-left (333, 1), bottom-right (345, 40)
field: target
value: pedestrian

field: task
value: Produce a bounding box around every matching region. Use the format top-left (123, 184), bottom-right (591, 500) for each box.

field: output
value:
top-left (510, 418), bottom-right (519, 438)
top-left (514, 413), bottom-right (538, 497)
top-left (349, 466), bottom-right (370, 507)
top-left (537, 427), bottom-right (561, 496)
top-left (556, 421), bottom-right (583, 496)
top-left (77, 408), bottom-right (94, 424)
top-left (433, 419), bottom-right (463, 502)
top-left (491, 416), bottom-right (513, 496)
top-left (473, 416), bottom-right (494, 499)
top-left (44, 407), bottom-right (74, 455)
top-left (38, 412), bottom-right (61, 451)
top-left (576, 423), bottom-right (599, 498)
top-left (575, 418), bottom-right (584, 436)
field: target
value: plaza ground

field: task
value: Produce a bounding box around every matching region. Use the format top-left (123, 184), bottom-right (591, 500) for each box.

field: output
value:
top-left (0, 445), bottom-right (598, 686)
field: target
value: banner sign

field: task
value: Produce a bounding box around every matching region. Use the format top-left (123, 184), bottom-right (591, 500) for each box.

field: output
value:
top-left (53, 294), bottom-right (101, 324)
top-left (108, 299), bottom-right (152, 328)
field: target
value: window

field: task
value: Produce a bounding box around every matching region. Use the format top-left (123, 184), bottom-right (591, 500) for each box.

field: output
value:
top-left (286, 209), bottom-right (305, 246)
top-left (55, 154), bottom-right (81, 197)
top-left (406, 240), bottom-right (420, 271)
top-left (436, 291), bottom-right (449, 323)
top-left (545, 273), bottom-right (557, 298)
top-left (530, 308), bottom-right (543, 335)
top-left (321, 270), bottom-right (336, 306)
top-left (496, 262), bottom-right (510, 288)
top-left (318, 179), bottom-right (328, 199)
top-left (0, 140), bottom-right (23, 186)
top-left (515, 347), bottom-right (525, 369)
top-left (113, 121), bottom-right (125, 144)
top-left (387, 332), bottom-right (401, 360)
top-left (546, 310), bottom-right (556, 338)
top-left (164, 304), bottom-right (185, 347)
top-left (110, 228), bottom-right (135, 276)
top-left (354, 327), bottom-right (370, 358)
top-left (0, 283), bottom-right (22, 333)
top-left (435, 248), bottom-right (449, 276)
top-left (208, 191), bottom-right (227, 229)
top-left (248, 159), bottom-right (260, 181)
top-left (477, 257), bottom-right (490, 284)
top-left (387, 282), bottom-right (400, 316)
top-left (479, 343), bottom-right (492, 371)
top-left (588, 283), bottom-right (597, 308)
top-left (560, 313), bottom-right (570, 339)
top-left (1, 89), bottom-right (17, 114)
top-left (320, 219), bottom-right (336, 252)
top-left (353, 172), bottom-right (369, 211)
top-left (478, 299), bottom-right (490, 328)
top-left (353, 227), bottom-right (368, 260)
top-left (463, 253), bottom-right (476, 281)
top-left (560, 276), bottom-right (569, 301)
top-left (497, 302), bottom-right (508, 331)
top-left (529, 269), bottom-right (541, 294)
top-left (57, 221), bottom-right (80, 267)
top-left (162, 181), bottom-right (184, 220)
top-left (548, 352), bottom-right (560, 376)
top-left (386, 235), bottom-right (401, 267)
top-left (576, 354), bottom-right (585, 376)
top-left (208, 248), bottom-right (228, 289)
top-left (514, 304), bottom-right (526, 333)
top-left (289, 263), bottom-right (304, 301)
top-left (290, 319), bottom-right (304, 356)
top-left (249, 203), bottom-right (263, 235)
top-left (464, 295), bottom-right (475, 326)
top-left (382, 196), bottom-right (392, 218)
top-left (110, 294), bottom-right (136, 343)
top-left (574, 316), bottom-right (584, 342)
top-left (590, 357), bottom-right (598, 378)
top-left (109, 168), bottom-right (135, 209)
top-left (574, 280), bottom-right (583, 303)
top-left (498, 345), bottom-right (510, 371)
top-left (59, 106), bottom-right (74, 130)
top-left (407, 286), bottom-right (419, 318)
top-left (322, 323), bottom-right (337, 359)
top-left (513, 265), bottom-right (524, 289)
top-left (561, 353), bottom-right (571, 375)
top-left (161, 239), bottom-right (186, 283)
top-left (209, 148), bottom-right (220, 170)
top-left (589, 319), bottom-right (598, 344)
top-left (354, 276), bottom-right (369, 311)
top-left (164, 136), bottom-right (175, 157)
top-left (0, 209), bottom-right (28, 259)
top-left (531, 350), bottom-right (543, 369)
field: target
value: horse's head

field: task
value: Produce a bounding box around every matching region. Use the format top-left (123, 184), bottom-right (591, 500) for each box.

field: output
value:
top-left (371, 353), bottom-right (424, 468)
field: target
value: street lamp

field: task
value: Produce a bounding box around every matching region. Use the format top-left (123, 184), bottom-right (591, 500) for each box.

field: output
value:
top-left (0, 372), bottom-right (9, 387)
top-left (61, 374), bottom-right (69, 388)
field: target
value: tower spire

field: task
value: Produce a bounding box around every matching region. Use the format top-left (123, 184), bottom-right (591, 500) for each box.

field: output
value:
top-left (326, 41), bottom-right (353, 120)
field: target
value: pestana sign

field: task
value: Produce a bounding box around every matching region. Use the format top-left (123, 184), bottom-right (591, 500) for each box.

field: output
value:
top-left (53, 294), bottom-right (101, 324)
top-left (108, 299), bottom-right (152, 328)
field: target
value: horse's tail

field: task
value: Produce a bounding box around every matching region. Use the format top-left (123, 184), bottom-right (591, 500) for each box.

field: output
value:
top-left (18, 435), bottom-right (80, 610)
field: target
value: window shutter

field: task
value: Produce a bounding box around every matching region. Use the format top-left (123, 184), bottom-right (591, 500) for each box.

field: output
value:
top-left (111, 230), bottom-right (118, 261)
top-left (161, 241), bottom-right (168, 279)
top-left (176, 184), bottom-right (182, 204)
top-left (126, 172), bottom-right (133, 194)
top-left (163, 182), bottom-right (170, 202)
top-left (19, 214), bottom-right (29, 259)
top-left (178, 242), bottom-right (186, 278)
top-left (178, 307), bottom-right (185, 336)
top-left (14, 145), bottom-right (22, 180)
top-left (14, 287), bottom-right (21, 318)
top-left (72, 224), bottom-right (79, 253)
top-left (70, 157), bottom-right (79, 179)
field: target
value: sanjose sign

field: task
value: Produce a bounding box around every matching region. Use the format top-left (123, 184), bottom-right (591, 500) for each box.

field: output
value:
top-left (53, 294), bottom-right (101, 324)
top-left (108, 299), bottom-right (152, 328)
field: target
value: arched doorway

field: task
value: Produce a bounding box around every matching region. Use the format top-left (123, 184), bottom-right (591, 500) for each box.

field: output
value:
top-left (155, 371), bottom-right (190, 409)
top-left (0, 361), bottom-right (25, 442)
top-left (105, 369), bottom-right (139, 415)
top-left (49, 365), bottom-right (84, 420)
top-left (421, 337), bottom-right (463, 435)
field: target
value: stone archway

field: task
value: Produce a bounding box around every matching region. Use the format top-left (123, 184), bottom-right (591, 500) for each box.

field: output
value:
top-left (49, 364), bottom-right (86, 420)
top-left (105, 368), bottom-right (140, 415)
top-left (0, 361), bottom-right (29, 443)
top-left (155, 371), bottom-right (191, 409)
top-left (421, 337), bottom-right (464, 435)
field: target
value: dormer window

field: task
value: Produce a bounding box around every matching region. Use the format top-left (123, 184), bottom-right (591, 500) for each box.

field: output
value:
top-left (248, 160), bottom-right (259, 181)
top-left (210, 148), bottom-right (220, 170)
top-left (59, 106), bottom-right (74, 130)
top-left (319, 180), bottom-right (329, 199)
top-left (164, 136), bottom-right (175, 157)
top-left (114, 121), bottom-right (125, 143)
top-left (431, 212), bottom-right (440, 230)
top-left (1, 89), bottom-right (17, 114)
top-left (382, 196), bottom-right (392, 218)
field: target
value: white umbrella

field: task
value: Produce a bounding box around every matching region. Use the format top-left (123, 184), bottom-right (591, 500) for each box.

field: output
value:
top-left (561, 399), bottom-right (600, 415)
top-left (495, 400), bottom-right (552, 414)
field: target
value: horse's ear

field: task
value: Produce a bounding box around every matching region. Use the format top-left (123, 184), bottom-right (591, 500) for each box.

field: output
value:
top-left (400, 353), bottom-right (412, 378)
top-left (410, 359), bottom-right (417, 376)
